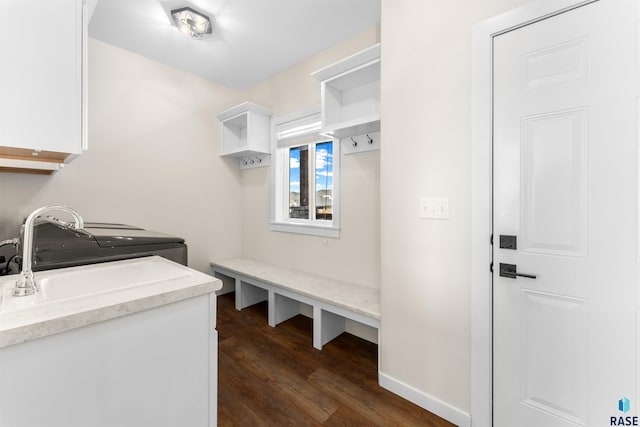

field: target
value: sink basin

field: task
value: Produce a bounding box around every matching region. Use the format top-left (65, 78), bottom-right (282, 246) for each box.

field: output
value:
top-left (1, 257), bottom-right (193, 314)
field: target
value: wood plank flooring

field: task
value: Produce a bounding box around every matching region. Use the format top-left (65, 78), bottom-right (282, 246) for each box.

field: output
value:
top-left (217, 292), bottom-right (456, 426)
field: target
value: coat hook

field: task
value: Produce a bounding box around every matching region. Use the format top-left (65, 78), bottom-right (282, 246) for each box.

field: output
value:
top-left (351, 137), bottom-right (358, 148)
top-left (366, 134), bottom-right (373, 145)
top-left (241, 159), bottom-right (248, 165)
top-left (256, 156), bottom-right (262, 163)
top-left (249, 158), bottom-right (255, 164)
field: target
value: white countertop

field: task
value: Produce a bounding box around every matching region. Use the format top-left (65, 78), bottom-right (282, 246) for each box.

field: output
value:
top-left (0, 256), bottom-right (221, 349)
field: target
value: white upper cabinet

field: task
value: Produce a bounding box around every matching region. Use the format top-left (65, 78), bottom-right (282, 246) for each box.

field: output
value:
top-left (312, 44), bottom-right (380, 139)
top-left (0, 0), bottom-right (86, 173)
top-left (217, 102), bottom-right (272, 168)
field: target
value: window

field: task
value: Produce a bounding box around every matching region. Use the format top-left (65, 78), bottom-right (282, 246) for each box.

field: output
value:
top-left (288, 140), bottom-right (334, 220)
top-left (271, 109), bottom-right (340, 237)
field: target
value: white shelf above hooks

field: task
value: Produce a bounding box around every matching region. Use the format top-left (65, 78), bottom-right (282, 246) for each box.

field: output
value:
top-left (312, 44), bottom-right (380, 139)
top-left (217, 102), bottom-right (272, 168)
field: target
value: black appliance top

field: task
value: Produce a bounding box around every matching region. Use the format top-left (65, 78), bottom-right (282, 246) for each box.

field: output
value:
top-left (0, 221), bottom-right (187, 274)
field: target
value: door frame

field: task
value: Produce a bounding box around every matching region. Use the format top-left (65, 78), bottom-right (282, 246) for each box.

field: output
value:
top-left (470, 1), bottom-right (596, 425)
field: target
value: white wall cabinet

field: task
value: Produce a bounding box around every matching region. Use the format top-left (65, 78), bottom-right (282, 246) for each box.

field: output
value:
top-left (0, 0), bottom-right (86, 174)
top-left (217, 102), bottom-right (272, 169)
top-left (312, 44), bottom-right (380, 139)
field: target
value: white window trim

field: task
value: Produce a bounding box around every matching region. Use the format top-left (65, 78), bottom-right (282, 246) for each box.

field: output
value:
top-left (270, 106), bottom-right (340, 238)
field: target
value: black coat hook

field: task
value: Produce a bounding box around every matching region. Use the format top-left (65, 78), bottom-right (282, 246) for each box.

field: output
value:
top-left (351, 137), bottom-right (358, 147)
top-left (366, 134), bottom-right (373, 145)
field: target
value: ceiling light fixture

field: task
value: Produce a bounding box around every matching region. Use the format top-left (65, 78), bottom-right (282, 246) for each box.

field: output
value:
top-left (171, 7), bottom-right (212, 40)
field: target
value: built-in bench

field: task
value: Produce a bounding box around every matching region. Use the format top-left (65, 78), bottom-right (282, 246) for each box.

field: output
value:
top-left (210, 257), bottom-right (380, 350)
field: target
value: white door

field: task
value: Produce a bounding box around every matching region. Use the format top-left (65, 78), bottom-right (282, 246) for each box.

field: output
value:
top-left (493, 1), bottom-right (639, 426)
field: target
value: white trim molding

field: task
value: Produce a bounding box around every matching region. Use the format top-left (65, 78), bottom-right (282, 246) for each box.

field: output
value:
top-left (470, 1), bottom-right (595, 426)
top-left (379, 371), bottom-right (470, 427)
top-left (269, 221), bottom-right (340, 238)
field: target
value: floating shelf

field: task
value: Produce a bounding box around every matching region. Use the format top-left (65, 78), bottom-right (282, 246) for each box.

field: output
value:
top-left (217, 102), bottom-right (272, 168)
top-left (312, 44), bottom-right (380, 139)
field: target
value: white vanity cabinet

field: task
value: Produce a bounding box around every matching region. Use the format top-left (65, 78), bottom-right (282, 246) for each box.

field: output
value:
top-left (0, 0), bottom-right (86, 173)
top-left (0, 294), bottom-right (218, 427)
top-left (0, 257), bottom-right (221, 427)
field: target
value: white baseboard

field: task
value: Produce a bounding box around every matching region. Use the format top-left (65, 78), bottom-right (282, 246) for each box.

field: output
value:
top-left (378, 371), bottom-right (471, 427)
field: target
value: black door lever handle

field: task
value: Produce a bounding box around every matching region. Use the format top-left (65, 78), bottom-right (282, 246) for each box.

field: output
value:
top-left (499, 263), bottom-right (537, 279)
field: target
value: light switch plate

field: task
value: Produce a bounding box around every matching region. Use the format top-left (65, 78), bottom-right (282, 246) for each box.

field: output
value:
top-left (419, 197), bottom-right (449, 219)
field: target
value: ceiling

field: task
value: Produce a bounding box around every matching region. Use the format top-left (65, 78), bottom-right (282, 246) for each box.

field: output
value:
top-left (89, 0), bottom-right (381, 90)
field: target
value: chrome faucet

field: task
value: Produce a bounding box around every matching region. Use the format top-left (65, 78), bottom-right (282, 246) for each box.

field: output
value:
top-left (13, 206), bottom-right (84, 297)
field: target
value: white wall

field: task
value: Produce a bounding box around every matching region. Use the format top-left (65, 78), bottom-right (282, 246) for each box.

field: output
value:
top-left (0, 3), bottom-right (559, 422)
top-left (379, 0), bottom-right (527, 422)
top-left (236, 27), bottom-right (381, 289)
top-left (0, 39), bottom-right (243, 273)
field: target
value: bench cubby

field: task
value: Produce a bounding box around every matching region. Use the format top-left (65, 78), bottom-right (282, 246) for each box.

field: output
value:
top-left (211, 257), bottom-right (380, 350)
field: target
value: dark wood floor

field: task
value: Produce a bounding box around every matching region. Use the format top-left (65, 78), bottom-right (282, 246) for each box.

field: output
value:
top-left (217, 292), bottom-right (456, 426)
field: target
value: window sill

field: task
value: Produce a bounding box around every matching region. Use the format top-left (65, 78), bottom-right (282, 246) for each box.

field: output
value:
top-left (270, 221), bottom-right (340, 238)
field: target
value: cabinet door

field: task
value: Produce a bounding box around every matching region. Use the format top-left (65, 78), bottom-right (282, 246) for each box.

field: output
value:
top-left (0, 0), bottom-right (83, 154)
